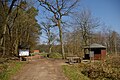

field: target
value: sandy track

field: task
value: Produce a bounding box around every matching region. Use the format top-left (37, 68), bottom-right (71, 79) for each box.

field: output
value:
top-left (12, 59), bottom-right (68, 80)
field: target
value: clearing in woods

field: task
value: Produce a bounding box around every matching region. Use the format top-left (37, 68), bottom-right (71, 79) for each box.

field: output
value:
top-left (12, 59), bottom-right (68, 80)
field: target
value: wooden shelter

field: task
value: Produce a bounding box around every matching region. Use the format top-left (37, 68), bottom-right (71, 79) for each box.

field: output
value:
top-left (84, 43), bottom-right (106, 60)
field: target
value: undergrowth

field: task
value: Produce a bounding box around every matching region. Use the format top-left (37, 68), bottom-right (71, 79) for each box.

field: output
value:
top-left (0, 61), bottom-right (26, 80)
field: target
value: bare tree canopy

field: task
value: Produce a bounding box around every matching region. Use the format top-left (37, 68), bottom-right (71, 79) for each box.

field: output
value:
top-left (38, 0), bottom-right (80, 17)
top-left (73, 10), bottom-right (99, 46)
top-left (38, 0), bottom-right (80, 59)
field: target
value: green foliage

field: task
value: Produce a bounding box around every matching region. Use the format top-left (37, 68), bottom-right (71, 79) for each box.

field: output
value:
top-left (62, 65), bottom-right (90, 80)
top-left (49, 53), bottom-right (62, 59)
top-left (39, 52), bottom-right (62, 58)
top-left (39, 53), bottom-right (48, 57)
top-left (30, 52), bottom-right (40, 56)
top-left (0, 61), bottom-right (26, 80)
top-left (30, 53), bottom-right (35, 56)
top-left (0, 1), bottom-right (41, 57)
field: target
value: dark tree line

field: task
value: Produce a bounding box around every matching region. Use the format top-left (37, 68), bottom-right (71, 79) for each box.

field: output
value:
top-left (0, 0), bottom-right (41, 57)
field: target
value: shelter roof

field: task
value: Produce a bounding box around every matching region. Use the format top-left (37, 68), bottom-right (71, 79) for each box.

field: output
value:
top-left (84, 43), bottom-right (106, 49)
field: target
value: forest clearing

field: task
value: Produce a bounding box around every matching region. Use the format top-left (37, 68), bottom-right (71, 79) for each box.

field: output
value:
top-left (0, 53), bottom-right (120, 80)
top-left (0, 0), bottom-right (120, 80)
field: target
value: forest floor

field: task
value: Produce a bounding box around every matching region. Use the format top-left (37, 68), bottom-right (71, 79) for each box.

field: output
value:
top-left (11, 58), bottom-right (68, 80)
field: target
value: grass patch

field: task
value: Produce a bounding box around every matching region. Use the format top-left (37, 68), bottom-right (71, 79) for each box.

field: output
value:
top-left (49, 53), bottom-right (62, 59)
top-left (62, 65), bottom-right (90, 80)
top-left (30, 52), bottom-right (40, 56)
top-left (39, 52), bottom-right (62, 59)
top-left (0, 61), bottom-right (26, 80)
top-left (39, 53), bottom-right (48, 57)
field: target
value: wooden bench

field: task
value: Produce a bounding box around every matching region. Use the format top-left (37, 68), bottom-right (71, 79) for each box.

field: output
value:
top-left (66, 56), bottom-right (81, 64)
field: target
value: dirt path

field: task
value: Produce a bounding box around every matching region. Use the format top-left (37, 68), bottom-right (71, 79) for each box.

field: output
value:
top-left (12, 59), bottom-right (68, 80)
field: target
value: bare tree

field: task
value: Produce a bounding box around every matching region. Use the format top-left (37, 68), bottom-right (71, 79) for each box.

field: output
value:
top-left (73, 10), bottom-right (99, 46)
top-left (41, 22), bottom-right (57, 53)
top-left (99, 26), bottom-right (119, 55)
top-left (38, 0), bottom-right (80, 59)
top-left (63, 30), bottom-right (83, 57)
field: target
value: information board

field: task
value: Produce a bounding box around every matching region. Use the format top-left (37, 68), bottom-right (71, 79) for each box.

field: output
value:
top-left (19, 50), bottom-right (29, 56)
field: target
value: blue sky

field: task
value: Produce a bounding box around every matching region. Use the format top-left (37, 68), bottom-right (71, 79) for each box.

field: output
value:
top-left (35, 0), bottom-right (120, 32)
top-left (79, 0), bottom-right (120, 32)
top-left (35, 0), bottom-right (120, 43)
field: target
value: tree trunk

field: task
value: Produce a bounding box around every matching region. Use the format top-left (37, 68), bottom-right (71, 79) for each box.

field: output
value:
top-left (48, 40), bottom-right (52, 53)
top-left (49, 45), bottom-right (52, 53)
top-left (0, 16), bottom-right (9, 58)
top-left (15, 40), bottom-right (18, 56)
top-left (114, 33), bottom-right (117, 56)
top-left (57, 20), bottom-right (65, 59)
top-left (14, 28), bottom-right (19, 56)
top-left (0, 0), bottom-right (17, 57)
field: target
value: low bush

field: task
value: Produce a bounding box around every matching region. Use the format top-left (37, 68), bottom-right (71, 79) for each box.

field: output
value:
top-left (49, 53), bottom-right (62, 59)
top-left (0, 58), bottom-right (8, 64)
top-left (81, 56), bottom-right (120, 80)
top-left (30, 52), bottom-right (40, 56)
top-left (39, 53), bottom-right (48, 57)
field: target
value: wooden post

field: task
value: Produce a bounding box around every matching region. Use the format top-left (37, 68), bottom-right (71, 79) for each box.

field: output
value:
top-left (20, 57), bottom-right (22, 61)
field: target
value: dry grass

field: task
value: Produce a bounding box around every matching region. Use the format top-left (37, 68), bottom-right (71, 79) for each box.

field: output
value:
top-left (81, 55), bottom-right (120, 80)
top-left (0, 60), bottom-right (26, 80)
